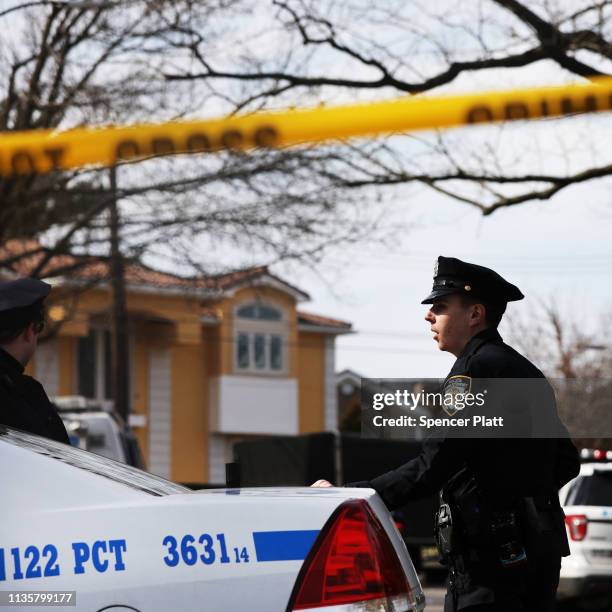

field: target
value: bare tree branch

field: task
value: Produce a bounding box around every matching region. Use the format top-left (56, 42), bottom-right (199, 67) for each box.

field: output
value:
top-left (1, 0), bottom-right (612, 283)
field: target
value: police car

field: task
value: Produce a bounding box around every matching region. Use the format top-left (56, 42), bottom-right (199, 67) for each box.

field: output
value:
top-left (0, 427), bottom-right (425, 611)
top-left (558, 450), bottom-right (612, 605)
top-left (53, 395), bottom-right (144, 468)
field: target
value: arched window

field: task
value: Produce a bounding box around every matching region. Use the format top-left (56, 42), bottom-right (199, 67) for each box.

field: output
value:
top-left (234, 301), bottom-right (286, 374)
top-left (236, 303), bottom-right (282, 321)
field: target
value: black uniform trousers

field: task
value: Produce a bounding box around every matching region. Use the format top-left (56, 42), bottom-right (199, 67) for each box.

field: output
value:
top-left (445, 533), bottom-right (562, 612)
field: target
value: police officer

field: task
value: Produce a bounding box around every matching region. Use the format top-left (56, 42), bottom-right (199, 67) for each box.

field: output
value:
top-left (0, 278), bottom-right (69, 444)
top-left (313, 256), bottom-right (580, 612)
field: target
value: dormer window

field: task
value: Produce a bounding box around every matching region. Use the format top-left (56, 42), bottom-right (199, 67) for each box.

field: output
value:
top-left (234, 301), bottom-right (286, 374)
top-left (236, 303), bottom-right (282, 321)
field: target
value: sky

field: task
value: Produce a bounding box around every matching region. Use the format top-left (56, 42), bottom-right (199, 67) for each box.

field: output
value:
top-left (175, 2), bottom-right (612, 380)
top-left (292, 152), bottom-right (612, 378)
top-left (5, 0), bottom-right (610, 380)
top-left (252, 2), bottom-right (612, 380)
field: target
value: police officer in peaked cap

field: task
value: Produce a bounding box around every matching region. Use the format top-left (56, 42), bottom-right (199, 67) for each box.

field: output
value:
top-left (313, 256), bottom-right (580, 612)
top-left (0, 278), bottom-right (69, 444)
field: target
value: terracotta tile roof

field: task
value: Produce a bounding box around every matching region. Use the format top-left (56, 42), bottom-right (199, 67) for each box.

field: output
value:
top-left (212, 266), bottom-right (268, 289)
top-left (0, 240), bottom-right (313, 302)
top-left (298, 310), bottom-right (352, 330)
top-left (1, 242), bottom-right (347, 330)
top-left (0, 241), bottom-right (274, 292)
top-left (0, 240), bottom-right (77, 278)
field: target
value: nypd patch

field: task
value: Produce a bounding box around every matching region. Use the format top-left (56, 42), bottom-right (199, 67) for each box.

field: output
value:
top-left (442, 375), bottom-right (472, 417)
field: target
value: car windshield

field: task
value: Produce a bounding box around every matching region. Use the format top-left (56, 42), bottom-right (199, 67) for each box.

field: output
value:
top-left (566, 471), bottom-right (612, 507)
top-left (1, 426), bottom-right (189, 496)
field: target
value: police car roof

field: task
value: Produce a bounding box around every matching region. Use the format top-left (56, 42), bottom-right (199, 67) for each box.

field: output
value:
top-left (579, 462), bottom-right (612, 476)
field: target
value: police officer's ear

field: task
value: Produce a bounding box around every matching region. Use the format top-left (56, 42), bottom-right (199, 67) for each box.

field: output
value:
top-left (22, 321), bottom-right (40, 344)
top-left (469, 303), bottom-right (487, 326)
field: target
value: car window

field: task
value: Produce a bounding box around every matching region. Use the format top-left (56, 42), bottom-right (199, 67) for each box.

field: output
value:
top-left (566, 471), bottom-right (612, 506)
top-left (1, 426), bottom-right (189, 496)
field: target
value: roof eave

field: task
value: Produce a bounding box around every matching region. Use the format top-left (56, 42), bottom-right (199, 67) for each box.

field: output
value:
top-left (221, 273), bottom-right (310, 302)
top-left (48, 276), bottom-right (222, 299)
top-left (298, 323), bottom-right (354, 336)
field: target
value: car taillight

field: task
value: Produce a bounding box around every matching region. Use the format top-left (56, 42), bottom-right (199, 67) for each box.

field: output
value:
top-left (565, 514), bottom-right (588, 541)
top-left (287, 499), bottom-right (413, 611)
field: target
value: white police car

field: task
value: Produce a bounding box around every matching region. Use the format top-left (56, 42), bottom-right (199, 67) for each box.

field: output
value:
top-left (558, 451), bottom-right (612, 605)
top-left (0, 427), bottom-right (425, 611)
top-left (53, 396), bottom-right (144, 468)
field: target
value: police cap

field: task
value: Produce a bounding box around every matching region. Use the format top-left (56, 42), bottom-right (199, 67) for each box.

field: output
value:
top-left (0, 278), bottom-right (51, 313)
top-left (421, 256), bottom-right (523, 304)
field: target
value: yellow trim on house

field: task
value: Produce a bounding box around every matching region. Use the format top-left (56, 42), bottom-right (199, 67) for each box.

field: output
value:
top-left (298, 332), bottom-right (326, 434)
top-left (45, 275), bottom-right (346, 484)
top-left (170, 342), bottom-right (208, 483)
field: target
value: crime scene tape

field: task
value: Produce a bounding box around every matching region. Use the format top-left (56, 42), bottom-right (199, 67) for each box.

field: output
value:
top-left (1, 77), bottom-right (611, 176)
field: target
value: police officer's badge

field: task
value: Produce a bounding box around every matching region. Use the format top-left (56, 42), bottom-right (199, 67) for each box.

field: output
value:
top-left (442, 375), bottom-right (472, 417)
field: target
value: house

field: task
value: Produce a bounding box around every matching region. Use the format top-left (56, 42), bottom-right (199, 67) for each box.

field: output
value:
top-left (336, 369), bottom-right (437, 441)
top-left (3, 243), bottom-right (352, 485)
top-left (336, 368), bottom-right (363, 432)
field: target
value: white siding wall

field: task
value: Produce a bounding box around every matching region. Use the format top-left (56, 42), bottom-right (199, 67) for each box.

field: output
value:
top-left (208, 434), bottom-right (227, 485)
top-left (148, 348), bottom-right (171, 478)
top-left (324, 336), bottom-right (338, 431)
top-left (209, 375), bottom-right (298, 435)
top-left (34, 338), bottom-right (59, 398)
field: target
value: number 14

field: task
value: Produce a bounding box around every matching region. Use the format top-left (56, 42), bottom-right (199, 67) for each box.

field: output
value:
top-left (233, 547), bottom-right (250, 563)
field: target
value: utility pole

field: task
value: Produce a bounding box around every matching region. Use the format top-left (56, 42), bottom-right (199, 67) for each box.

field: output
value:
top-left (109, 165), bottom-right (130, 423)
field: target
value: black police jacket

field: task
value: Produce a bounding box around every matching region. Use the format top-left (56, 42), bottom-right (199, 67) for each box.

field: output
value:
top-left (0, 347), bottom-right (69, 444)
top-left (353, 327), bottom-right (580, 518)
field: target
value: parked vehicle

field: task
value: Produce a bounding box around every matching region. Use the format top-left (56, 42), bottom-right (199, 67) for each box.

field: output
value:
top-left (53, 395), bottom-right (144, 468)
top-left (0, 426), bottom-right (425, 611)
top-left (558, 452), bottom-right (612, 608)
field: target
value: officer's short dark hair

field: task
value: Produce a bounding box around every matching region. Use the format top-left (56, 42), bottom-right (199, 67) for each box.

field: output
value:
top-left (459, 295), bottom-right (506, 328)
top-left (0, 299), bottom-right (46, 344)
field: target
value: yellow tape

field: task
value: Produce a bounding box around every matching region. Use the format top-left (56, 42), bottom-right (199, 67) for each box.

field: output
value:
top-left (1, 78), bottom-right (611, 176)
